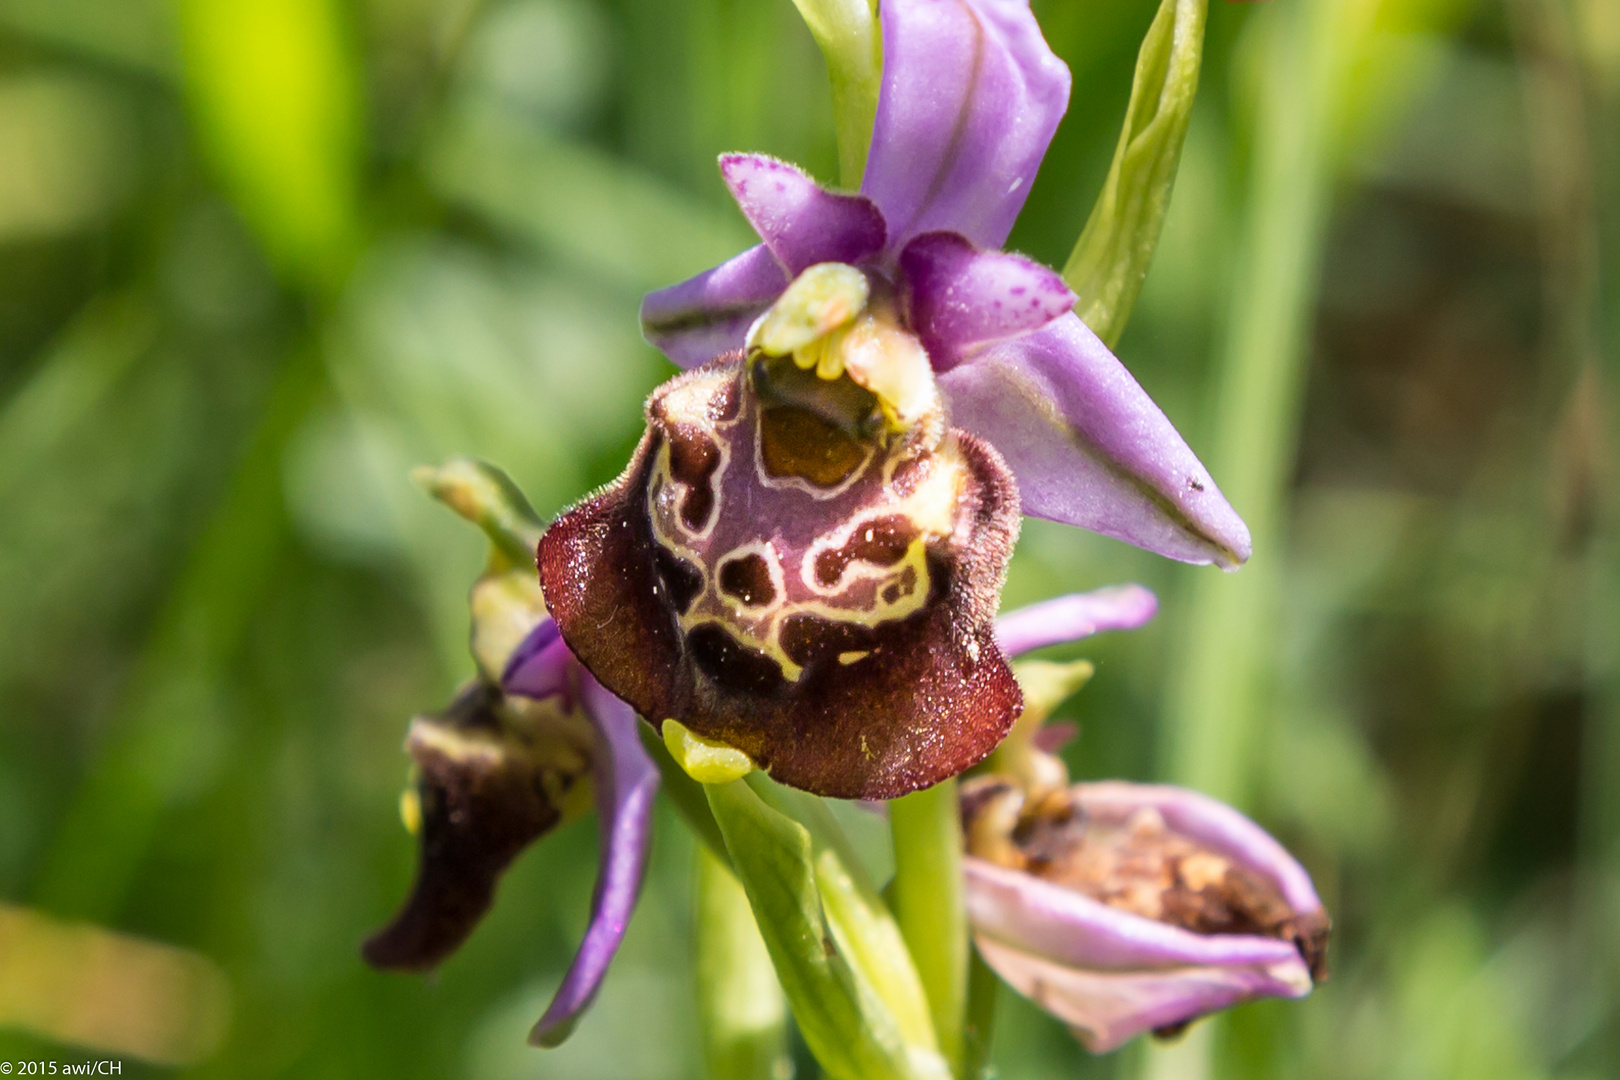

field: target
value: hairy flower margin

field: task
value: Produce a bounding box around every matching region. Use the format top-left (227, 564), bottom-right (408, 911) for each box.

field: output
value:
top-left (539, 0), bottom-right (1250, 802)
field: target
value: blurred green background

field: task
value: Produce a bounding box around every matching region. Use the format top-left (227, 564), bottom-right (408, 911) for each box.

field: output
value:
top-left (0, 0), bottom-right (1617, 1076)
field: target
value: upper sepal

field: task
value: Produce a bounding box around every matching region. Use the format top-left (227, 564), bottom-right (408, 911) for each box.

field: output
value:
top-left (862, 0), bottom-right (1071, 252)
top-left (538, 353), bottom-right (1024, 798)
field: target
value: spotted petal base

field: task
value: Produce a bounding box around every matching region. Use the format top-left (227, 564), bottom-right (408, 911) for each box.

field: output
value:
top-left (539, 353), bottom-right (1022, 798)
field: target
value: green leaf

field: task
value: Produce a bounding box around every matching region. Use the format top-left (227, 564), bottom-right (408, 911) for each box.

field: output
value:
top-left (1062, 0), bottom-right (1208, 348)
top-left (706, 778), bottom-right (948, 1080)
top-left (787, 0), bottom-right (882, 187)
top-left (695, 845), bottom-right (790, 1080)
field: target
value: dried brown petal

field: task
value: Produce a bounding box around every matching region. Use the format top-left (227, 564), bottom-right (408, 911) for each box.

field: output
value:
top-left (363, 683), bottom-right (591, 970)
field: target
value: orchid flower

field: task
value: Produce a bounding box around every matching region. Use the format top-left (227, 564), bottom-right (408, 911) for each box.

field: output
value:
top-left (538, 0), bottom-right (1249, 802)
top-left (363, 463), bottom-right (658, 1049)
top-left (966, 585), bottom-right (1331, 1054)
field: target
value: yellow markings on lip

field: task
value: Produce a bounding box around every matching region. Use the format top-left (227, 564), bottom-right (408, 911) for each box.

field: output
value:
top-left (838, 650), bottom-right (870, 665)
top-left (663, 718), bottom-right (755, 784)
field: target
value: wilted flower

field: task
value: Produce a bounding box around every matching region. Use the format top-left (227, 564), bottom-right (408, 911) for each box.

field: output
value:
top-left (540, 0), bottom-right (1248, 800)
top-left (364, 463), bottom-right (658, 1048)
top-left (963, 586), bottom-right (1330, 1053)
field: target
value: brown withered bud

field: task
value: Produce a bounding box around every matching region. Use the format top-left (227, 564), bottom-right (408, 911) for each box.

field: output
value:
top-left (363, 681), bottom-right (593, 971)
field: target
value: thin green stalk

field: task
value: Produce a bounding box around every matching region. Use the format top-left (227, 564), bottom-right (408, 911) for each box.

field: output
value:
top-left (640, 724), bottom-right (732, 866)
top-left (1149, 1), bottom-right (1342, 1075)
top-left (888, 778), bottom-right (967, 1076)
top-left (788, 0), bottom-right (882, 187)
top-left (1064, 0), bottom-right (1208, 347)
top-left (960, 946), bottom-right (999, 1080)
top-left (696, 843), bottom-right (790, 1080)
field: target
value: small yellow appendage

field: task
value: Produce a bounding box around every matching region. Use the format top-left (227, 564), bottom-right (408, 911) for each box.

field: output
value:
top-left (663, 718), bottom-right (756, 784)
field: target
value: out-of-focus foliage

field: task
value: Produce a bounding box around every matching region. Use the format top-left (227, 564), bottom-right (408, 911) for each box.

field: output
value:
top-left (0, 0), bottom-right (1615, 1078)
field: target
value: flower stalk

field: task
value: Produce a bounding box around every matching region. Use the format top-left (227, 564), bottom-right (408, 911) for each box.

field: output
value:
top-left (788, 0), bottom-right (882, 186)
top-left (696, 845), bottom-right (791, 1080)
top-left (704, 775), bottom-right (949, 1080)
top-left (889, 778), bottom-right (969, 1075)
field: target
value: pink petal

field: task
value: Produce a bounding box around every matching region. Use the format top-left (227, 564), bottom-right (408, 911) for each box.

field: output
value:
top-left (940, 314), bottom-right (1252, 568)
top-left (721, 153), bottom-right (887, 276)
top-left (640, 244), bottom-right (789, 368)
top-left (900, 231), bottom-right (1074, 369)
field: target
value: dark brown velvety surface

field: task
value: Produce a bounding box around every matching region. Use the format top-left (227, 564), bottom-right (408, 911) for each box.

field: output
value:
top-left (539, 355), bottom-right (1024, 799)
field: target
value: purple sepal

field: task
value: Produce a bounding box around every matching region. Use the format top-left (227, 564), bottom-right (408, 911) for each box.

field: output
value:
top-left (965, 859), bottom-right (1306, 973)
top-left (502, 618), bottom-right (574, 705)
top-left (529, 674), bottom-right (660, 1047)
top-left (939, 313), bottom-right (1252, 568)
top-left (721, 154), bottom-right (887, 276)
top-left (994, 585), bottom-right (1158, 658)
top-left (861, 0), bottom-right (1071, 252)
top-left (965, 781), bottom-right (1326, 1053)
top-left (974, 935), bottom-right (1310, 1054)
top-left (900, 232), bottom-right (1074, 370)
top-left (640, 244), bottom-right (789, 369)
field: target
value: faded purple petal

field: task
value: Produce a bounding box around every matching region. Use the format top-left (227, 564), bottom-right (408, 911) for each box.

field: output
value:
top-left (964, 858), bottom-right (1307, 973)
top-left (529, 674), bottom-right (659, 1047)
top-left (721, 154), bottom-right (887, 276)
top-left (940, 314), bottom-right (1252, 568)
top-left (862, 0), bottom-right (1071, 252)
top-left (502, 617), bottom-right (573, 703)
top-left (964, 780), bottom-right (1328, 1051)
top-left (994, 585), bottom-right (1158, 658)
top-left (900, 231), bottom-right (1074, 369)
top-left (1076, 782), bottom-right (1322, 914)
top-left (974, 935), bottom-right (1311, 1053)
top-left (640, 245), bottom-right (789, 368)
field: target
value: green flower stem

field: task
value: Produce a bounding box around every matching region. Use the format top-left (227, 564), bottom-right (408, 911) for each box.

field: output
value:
top-left (744, 774), bottom-right (937, 1053)
top-left (888, 778), bottom-right (967, 1077)
top-left (695, 843), bottom-right (790, 1080)
top-left (960, 946), bottom-right (1000, 1080)
top-left (788, 0), bottom-right (882, 187)
top-left (1063, 0), bottom-right (1207, 347)
top-left (705, 777), bottom-right (946, 1080)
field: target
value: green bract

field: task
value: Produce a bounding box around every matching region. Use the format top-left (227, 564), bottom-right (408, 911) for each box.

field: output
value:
top-left (788, 0), bottom-right (882, 186)
top-left (1063, 0), bottom-right (1207, 347)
